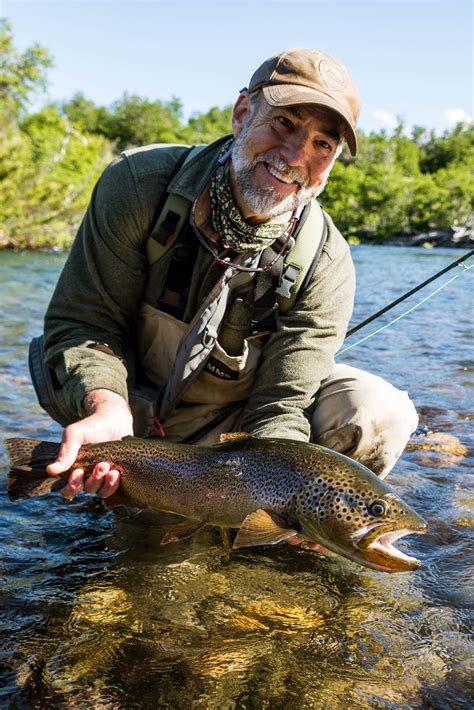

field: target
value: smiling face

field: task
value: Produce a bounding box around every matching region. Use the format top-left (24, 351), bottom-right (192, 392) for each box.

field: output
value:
top-left (229, 91), bottom-right (345, 223)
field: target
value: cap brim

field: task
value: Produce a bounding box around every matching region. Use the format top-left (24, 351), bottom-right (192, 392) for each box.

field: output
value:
top-left (262, 84), bottom-right (358, 156)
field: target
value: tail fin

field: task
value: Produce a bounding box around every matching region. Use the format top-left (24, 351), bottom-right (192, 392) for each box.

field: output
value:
top-left (5, 438), bottom-right (64, 501)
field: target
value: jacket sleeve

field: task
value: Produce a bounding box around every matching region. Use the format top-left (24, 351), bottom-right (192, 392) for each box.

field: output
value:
top-left (241, 215), bottom-right (355, 441)
top-left (43, 153), bottom-right (160, 417)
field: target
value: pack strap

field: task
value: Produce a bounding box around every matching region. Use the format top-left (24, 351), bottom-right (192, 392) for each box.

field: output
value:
top-left (154, 222), bottom-right (199, 319)
top-left (250, 201), bottom-right (327, 330)
top-left (251, 250), bottom-right (285, 329)
top-left (146, 146), bottom-right (195, 266)
top-left (278, 201), bottom-right (326, 312)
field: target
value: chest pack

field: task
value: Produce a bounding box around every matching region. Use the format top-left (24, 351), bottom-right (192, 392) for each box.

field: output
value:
top-left (146, 146), bottom-right (328, 329)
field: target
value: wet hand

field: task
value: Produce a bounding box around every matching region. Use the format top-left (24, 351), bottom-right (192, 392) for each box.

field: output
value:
top-left (286, 533), bottom-right (329, 555)
top-left (60, 461), bottom-right (122, 500)
top-left (46, 390), bottom-right (133, 500)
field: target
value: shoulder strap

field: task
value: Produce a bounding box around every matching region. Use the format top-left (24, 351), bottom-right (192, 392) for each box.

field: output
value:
top-left (146, 146), bottom-right (198, 266)
top-left (155, 222), bottom-right (199, 319)
top-left (277, 200), bottom-right (327, 313)
top-left (251, 201), bottom-right (327, 330)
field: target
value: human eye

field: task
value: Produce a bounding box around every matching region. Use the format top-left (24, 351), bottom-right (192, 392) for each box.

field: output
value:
top-left (275, 115), bottom-right (294, 129)
top-left (315, 138), bottom-right (336, 155)
top-left (316, 139), bottom-right (331, 151)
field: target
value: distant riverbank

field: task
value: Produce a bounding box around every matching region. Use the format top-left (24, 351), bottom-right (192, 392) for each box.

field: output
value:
top-left (382, 225), bottom-right (473, 248)
top-left (2, 227), bottom-right (473, 252)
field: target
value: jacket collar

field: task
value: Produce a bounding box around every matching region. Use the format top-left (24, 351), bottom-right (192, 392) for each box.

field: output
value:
top-left (167, 135), bottom-right (233, 201)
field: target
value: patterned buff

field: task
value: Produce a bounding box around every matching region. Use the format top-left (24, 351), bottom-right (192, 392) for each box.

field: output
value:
top-left (209, 144), bottom-right (291, 253)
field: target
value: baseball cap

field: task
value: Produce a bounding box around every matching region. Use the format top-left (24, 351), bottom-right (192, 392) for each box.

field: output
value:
top-left (248, 48), bottom-right (361, 156)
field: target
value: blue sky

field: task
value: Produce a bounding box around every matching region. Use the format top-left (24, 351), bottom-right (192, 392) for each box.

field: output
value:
top-left (2, 0), bottom-right (472, 134)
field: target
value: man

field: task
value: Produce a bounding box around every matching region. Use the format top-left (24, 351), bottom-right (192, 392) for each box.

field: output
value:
top-left (37, 48), bottom-right (418, 504)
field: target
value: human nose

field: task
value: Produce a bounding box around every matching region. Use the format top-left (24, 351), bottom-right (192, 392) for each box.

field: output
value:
top-left (280, 132), bottom-right (311, 168)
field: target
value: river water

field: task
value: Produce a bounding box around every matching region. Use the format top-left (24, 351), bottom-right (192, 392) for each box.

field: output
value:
top-left (0, 246), bottom-right (472, 709)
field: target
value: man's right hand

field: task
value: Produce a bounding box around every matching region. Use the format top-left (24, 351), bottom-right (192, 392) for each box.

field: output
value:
top-left (46, 389), bottom-right (134, 500)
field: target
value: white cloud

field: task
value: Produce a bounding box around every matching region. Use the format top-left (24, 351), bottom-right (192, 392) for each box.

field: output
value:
top-left (373, 109), bottom-right (399, 130)
top-left (445, 107), bottom-right (472, 127)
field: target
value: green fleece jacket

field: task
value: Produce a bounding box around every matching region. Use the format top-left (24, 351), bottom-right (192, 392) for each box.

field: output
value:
top-left (44, 136), bottom-right (355, 441)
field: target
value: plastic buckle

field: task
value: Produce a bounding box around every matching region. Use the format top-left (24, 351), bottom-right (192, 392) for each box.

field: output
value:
top-left (275, 264), bottom-right (301, 299)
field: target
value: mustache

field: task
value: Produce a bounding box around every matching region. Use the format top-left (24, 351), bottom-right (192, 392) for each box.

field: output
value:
top-left (255, 153), bottom-right (308, 188)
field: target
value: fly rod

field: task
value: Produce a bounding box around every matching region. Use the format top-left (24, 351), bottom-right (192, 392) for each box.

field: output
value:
top-left (183, 249), bottom-right (473, 442)
top-left (346, 249), bottom-right (473, 338)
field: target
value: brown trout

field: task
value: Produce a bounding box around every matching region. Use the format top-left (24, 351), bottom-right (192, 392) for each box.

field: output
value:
top-left (5, 434), bottom-right (427, 573)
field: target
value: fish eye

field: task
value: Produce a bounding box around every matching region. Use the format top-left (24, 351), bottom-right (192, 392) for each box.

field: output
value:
top-left (369, 499), bottom-right (388, 517)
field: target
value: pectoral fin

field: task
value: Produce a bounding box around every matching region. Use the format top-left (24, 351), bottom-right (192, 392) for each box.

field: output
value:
top-left (233, 509), bottom-right (297, 549)
top-left (160, 519), bottom-right (207, 545)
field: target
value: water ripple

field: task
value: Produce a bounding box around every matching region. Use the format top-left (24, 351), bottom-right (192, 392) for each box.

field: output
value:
top-left (0, 246), bottom-right (472, 708)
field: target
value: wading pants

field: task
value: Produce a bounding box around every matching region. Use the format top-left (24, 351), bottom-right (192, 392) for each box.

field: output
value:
top-left (310, 364), bottom-right (418, 479)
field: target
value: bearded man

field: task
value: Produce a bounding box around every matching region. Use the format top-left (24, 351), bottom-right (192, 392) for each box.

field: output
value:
top-left (36, 48), bottom-right (418, 504)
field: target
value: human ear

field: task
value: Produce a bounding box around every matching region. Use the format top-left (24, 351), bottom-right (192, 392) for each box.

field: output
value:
top-left (232, 91), bottom-right (251, 138)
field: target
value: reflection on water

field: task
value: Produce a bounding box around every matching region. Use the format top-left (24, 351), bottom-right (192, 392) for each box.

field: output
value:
top-left (0, 246), bottom-right (472, 708)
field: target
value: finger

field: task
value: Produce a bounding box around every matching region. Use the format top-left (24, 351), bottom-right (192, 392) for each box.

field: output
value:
top-left (94, 461), bottom-right (112, 475)
top-left (286, 534), bottom-right (304, 546)
top-left (97, 469), bottom-right (121, 498)
top-left (60, 468), bottom-right (85, 500)
top-left (286, 534), bottom-right (328, 555)
top-left (47, 428), bottom-right (82, 476)
top-left (307, 542), bottom-right (330, 554)
top-left (84, 462), bottom-right (111, 494)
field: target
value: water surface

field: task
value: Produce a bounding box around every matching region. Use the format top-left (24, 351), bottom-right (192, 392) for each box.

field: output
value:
top-left (0, 246), bottom-right (472, 708)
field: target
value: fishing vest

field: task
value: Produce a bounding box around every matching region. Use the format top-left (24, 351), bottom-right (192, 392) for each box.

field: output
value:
top-left (132, 145), bottom-right (329, 442)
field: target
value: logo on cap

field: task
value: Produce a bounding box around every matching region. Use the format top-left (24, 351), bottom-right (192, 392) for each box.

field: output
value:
top-left (318, 59), bottom-right (347, 92)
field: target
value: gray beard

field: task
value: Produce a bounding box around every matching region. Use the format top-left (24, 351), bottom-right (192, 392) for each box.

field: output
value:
top-left (231, 128), bottom-right (328, 219)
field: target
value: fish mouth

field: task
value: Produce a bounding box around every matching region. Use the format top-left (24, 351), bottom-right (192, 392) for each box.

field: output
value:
top-left (349, 521), bottom-right (428, 572)
top-left (300, 515), bottom-right (427, 573)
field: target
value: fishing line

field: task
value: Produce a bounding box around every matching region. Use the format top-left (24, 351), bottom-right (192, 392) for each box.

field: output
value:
top-left (346, 250), bottom-right (473, 338)
top-left (337, 257), bottom-right (473, 356)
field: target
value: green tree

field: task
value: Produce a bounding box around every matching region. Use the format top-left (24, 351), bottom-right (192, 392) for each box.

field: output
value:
top-left (0, 21), bottom-right (113, 248)
top-left (60, 92), bottom-right (112, 136)
top-left (182, 105), bottom-right (233, 144)
top-left (103, 94), bottom-right (185, 150)
top-left (0, 18), bottom-right (52, 116)
top-left (1, 106), bottom-right (113, 248)
top-left (419, 123), bottom-right (474, 173)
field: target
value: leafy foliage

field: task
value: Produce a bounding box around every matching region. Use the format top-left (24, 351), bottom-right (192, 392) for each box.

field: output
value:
top-left (323, 124), bottom-right (473, 240)
top-left (0, 20), bottom-right (472, 248)
top-left (0, 21), bottom-right (112, 248)
top-left (0, 18), bottom-right (52, 115)
top-left (1, 107), bottom-right (113, 248)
